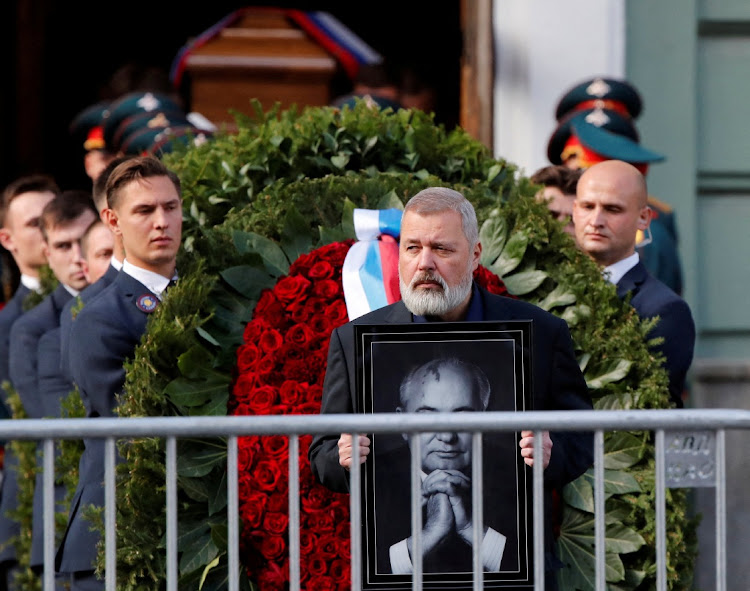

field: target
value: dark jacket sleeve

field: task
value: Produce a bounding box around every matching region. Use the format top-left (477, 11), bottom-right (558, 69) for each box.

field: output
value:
top-left (308, 326), bottom-right (353, 493)
top-left (544, 318), bottom-right (594, 487)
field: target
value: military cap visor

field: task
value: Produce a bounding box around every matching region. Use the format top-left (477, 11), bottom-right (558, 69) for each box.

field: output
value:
top-left (547, 108), bottom-right (640, 164)
top-left (102, 91), bottom-right (184, 152)
top-left (69, 101), bottom-right (111, 149)
top-left (570, 121), bottom-right (665, 164)
top-left (555, 77), bottom-right (642, 121)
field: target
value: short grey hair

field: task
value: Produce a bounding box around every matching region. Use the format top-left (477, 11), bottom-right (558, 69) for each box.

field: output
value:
top-left (399, 357), bottom-right (491, 410)
top-left (403, 187), bottom-right (479, 247)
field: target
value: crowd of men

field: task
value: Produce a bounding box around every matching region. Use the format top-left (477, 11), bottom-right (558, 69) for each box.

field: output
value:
top-left (0, 76), bottom-right (695, 589)
top-left (0, 157), bottom-right (181, 590)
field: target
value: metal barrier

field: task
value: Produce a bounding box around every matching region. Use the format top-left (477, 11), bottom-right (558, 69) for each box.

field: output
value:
top-left (1, 408), bottom-right (748, 591)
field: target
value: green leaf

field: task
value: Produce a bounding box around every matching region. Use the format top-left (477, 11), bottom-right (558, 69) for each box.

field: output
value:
top-left (280, 205), bottom-right (313, 262)
top-left (330, 154), bottom-right (350, 169)
top-left (490, 230), bottom-right (528, 276)
top-left (179, 476), bottom-right (210, 502)
top-left (563, 474), bottom-right (594, 513)
top-left (604, 432), bottom-right (645, 470)
top-left (220, 265), bottom-right (275, 300)
top-left (164, 371), bottom-right (230, 409)
top-left (601, 523), bottom-right (645, 554)
top-left (341, 198), bottom-right (356, 239)
top-left (538, 284), bottom-right (577, 311)
top-left (191, 392), bottom-right (229, 417)
top-left (376, 189), bottom-right (405, 210)
top-left (178, 517), bottom-right (211, 550)
top-left (232, 230), bottom-right (290, 276)
top-left (177, 446), bottom-right (227, 478)
top-left (582, 469), bottom-right (642, 496)
top-left (502, 270), bottom-right (548, 296)
top-left (199, 555), bottom-right (221, 589)
top-left (478, 216), bottom-right (507, 267)
top-left (586, 359), bottom-right (632, 389)
top-left (180, 532), bottom-right (220, 575)
top-left (210, 523), bottom-right (228, 551)
top-left (578, 352), bottom-right (591, 373)
top-left (207, 470), bottom-right (228, 515)
top-left (319, 225), bottom-right (349, 245)
top-left (560, 304), bottom-right (591, 326)
top-left (594, 392), bottom-right (635, 410)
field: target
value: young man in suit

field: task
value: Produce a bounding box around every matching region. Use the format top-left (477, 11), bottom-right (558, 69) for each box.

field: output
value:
top-left (8, 191), bottom-right (97, 584)
top-left (57, 156), bottom-right (182, 590)
top-left (0, 174), bottom-right (58, 590)
top-left (573, 159), bottom-right (695, 407)
top-left (309, 187), bottom-right (593, 589)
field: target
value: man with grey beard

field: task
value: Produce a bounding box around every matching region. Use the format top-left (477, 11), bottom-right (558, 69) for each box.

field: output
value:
top-left (309, 187), bottom-right (593, 589)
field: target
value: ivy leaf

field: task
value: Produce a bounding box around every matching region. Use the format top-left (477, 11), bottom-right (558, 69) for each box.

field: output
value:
top-left (604, 432), bottom-right (645, 470)
top-left (490, 230), bottom-right (528, 276)
top-left (220, 266), bottom-right (275, 300)
top-left (538, 284), bottom-right (577, 311)
top-left (191, 391), bottom-right (229, 417)
top-left (207, 470), bottom-right (228, 515)
top-left (177, 445), bottom-right (227, 478)
top-left (478, 216), bottom-right (507, 267)
top-left (165, 371), bottom-right (230, 409)
top-left (178, 517), bottom-right (211, 550)
top-left (281, 205), bottom-right (313, 262)
top-left (176, 345), bottom-right (215, 380)
top-left (502, 270), bottom-right (548, 296)
top-left (179, 476), bottom-right (210, 502)
top-left (376, 190), bottom-right (404, 210)
top-left (586, 359), bottom-right (632, 390)
top-left (179, 532), bottom-right (220, 575)
top-left (232, 230), bottom-right (289, 276)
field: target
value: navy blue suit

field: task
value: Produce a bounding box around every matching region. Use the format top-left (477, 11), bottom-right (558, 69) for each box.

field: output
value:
top-left (59, 264), bottom-right (119, 384)
top-left (0, 284), bottom-right (30, 568)
top-left (308, 286), bottom-right (593, 586)
top-left (0, 284), bottom-right (71, 570)
top-left (57, 271), bottom-right (157, 577)
top-left (617, 261), bottom-right (695, 407)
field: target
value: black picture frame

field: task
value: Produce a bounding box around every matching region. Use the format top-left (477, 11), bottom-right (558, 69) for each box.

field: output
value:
top-left (354, 320), bottom-right (535, 590)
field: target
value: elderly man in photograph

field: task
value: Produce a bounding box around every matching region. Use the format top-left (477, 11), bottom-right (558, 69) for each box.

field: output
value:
top-left (309, 187), bottom-right (593, 588)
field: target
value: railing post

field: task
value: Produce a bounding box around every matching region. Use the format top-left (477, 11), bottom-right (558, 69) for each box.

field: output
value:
top-left (655, 430), bottom-right (666, 591)
top-left (166, 436), bottom-right (177, 591)
top-left (288, 435), bottom-right (301, 591)
top-left (227, 435), bottom-right (239, 591)
top-left (105, 436), bottom-right (117, 590)
top-left (43, 438), bottom-right (55, 591)
top-left (533, 431), bottom-right (544, 590)
top-left (594, 430), bottom-right (606, 590)
top-left (350, 433), bottom-right (362, 591)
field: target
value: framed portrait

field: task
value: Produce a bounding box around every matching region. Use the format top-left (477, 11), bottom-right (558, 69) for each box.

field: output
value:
top-left (354, 320), bottom-right (534, 589)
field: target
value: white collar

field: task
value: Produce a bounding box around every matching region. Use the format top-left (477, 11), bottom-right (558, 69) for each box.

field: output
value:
top-left (62, 284), bottom-right (80, 297)
top-left (110, 255), bottom-right (123, 271)
top-left (122, 259), bottom-right (177, 301)
top-left (20, 274), bottom-right (41, 293)
top-left (603, 252), bottom-right (640, 286)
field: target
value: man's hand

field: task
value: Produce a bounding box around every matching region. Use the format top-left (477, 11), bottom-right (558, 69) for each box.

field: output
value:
top-left (423, 469), bottom-right (478, 545)
top-left (337, 433), bottom-right (370, 469)
top-left (407, 491), bottom-right (454, 560)
top-left (519, 430), bottom-right (553, 469)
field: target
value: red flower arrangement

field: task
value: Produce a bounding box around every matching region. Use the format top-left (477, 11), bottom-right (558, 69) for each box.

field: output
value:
top-left (229, 239), bottom-right (509, 590)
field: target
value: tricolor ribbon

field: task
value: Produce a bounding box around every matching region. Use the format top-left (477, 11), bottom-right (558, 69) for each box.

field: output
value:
top-left (342, 208), bottom-right (403, 321)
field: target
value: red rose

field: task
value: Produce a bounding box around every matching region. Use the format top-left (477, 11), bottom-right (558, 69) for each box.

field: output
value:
top-left (312, 278), bottom-right (340, 299)
top-left (282, 359), bottom-right (316, 383)
top-left (248, 385), bottom-right (278, 414)
top-left (261, 435), bottom-right (289, 460)
top-left (256, 560), bottom-right (287, 591)
top-left (279, 380), bottom-right (307, 406)
top-left (306, 555), bottom-right (328, 577)
top-left (263, 511), bottom-right (289, 536)
top-left (236, 343), bottom-right (261, 372)
top-left (253, 290), bottom-right (285, 322)
top-left (240, 492), bottom-right (268, 529)
top-left (299, 530), bottom-right (316, 556)
top-left (260, 534), bottom-right (286, 560)
top-left (324, 299), bottom-right (348, 327)
top-left (305, 510), bottom-right (334, 532)
top-left (274, 275), bottom-right (311, 304)
top-left (307, 384), bottom-right (323, 402)
top-left (266, 482), bottom-right (288, 512)
top-left (303, 297), bottom-right (327, 316)
top-left (474, 264), bottom-right (510, 297)
top-left (286, 323), bottom-right (315, 346)
top-left (231, 373), bottom-right (256, 403)
top-left (243, 318), bottom-right (269, 343)
top-left (254, 460), bottom-right (282, 492)
top-left (289, 251), bottom-right (314, 276)
top-left (316, 533), bottom-right (340, 561)
top-left (256, 354), bottom-right (277, 376)
top-left (306, 575), bottom-right (336, 591)
top-left (328, 499), bottom-right (349, 525)
top-left (237, 436), bottom-right (260, 471)
top-left (294, 401), bottom-right (322, 415)
top-left (329, 558), bottom-right (348, 583)
top-left (307, 260), bottom-right (334, 279)
top-left (259, 329), bottom-right (284, 354)
top-left (307, 314), bottom-right (331, 335)
top-left (301, 485), bottom-right (330, 513)
top-left (290, 304), bottom-right (311, 324)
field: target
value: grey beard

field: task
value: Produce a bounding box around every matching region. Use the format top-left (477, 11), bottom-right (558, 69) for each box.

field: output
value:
top-left (400, 270), bottom-right (473, 317)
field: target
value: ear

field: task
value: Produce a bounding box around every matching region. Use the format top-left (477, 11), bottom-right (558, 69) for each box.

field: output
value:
top-left (471, 241), bottom-right (482, 272)
top-left (637, 205), bottom-right (651, 231)
top-left (0, 228), bottom-right (13, 253)
top-left (102, 207), bottom-right (121, 236)
top-left (396, 407), bottom-right (409, 443)
top-left (82, 259), bottom-right (91, 283)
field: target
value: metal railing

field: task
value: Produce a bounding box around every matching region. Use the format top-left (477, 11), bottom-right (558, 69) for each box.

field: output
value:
top-left (1, 408), bottom-right (748, 590)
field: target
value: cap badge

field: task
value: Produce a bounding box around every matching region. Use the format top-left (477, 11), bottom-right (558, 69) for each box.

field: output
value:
top-left (586, 78), bottom-right (611, 98)
top-left (148, 113), bottom-right (171, 128)
top-left (136, 294), bottom-right (159, 313)
top-left (137, 93), bottom-right (161, 112)
top-left (585, 109), bottom-right (610, 127)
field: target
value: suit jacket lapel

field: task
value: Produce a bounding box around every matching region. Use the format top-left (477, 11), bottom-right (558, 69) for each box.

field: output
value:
top-left (616, 261), bottom-right (648, 299)
top-left (383, 300), bottom-right (412, 323)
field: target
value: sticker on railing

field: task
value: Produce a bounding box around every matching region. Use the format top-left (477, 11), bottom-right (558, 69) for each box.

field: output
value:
top-left (664, 430), bottom-right (716, 488)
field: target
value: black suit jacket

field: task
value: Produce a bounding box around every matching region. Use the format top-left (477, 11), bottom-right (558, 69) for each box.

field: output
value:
top-left (0, 284), bottom-right (30, 565)
top-left (617, 262), bottom-right (695, 407)
top-left (56, 271), bottom-right (156, 573)
top-left (308, 286), bottom-right (593, 575)
top-left (59, 263), bottom-right (119, 384)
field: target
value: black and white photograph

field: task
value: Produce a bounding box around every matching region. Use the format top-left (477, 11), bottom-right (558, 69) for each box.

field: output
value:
top-left (355, 321), bottom-right (534, 589)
